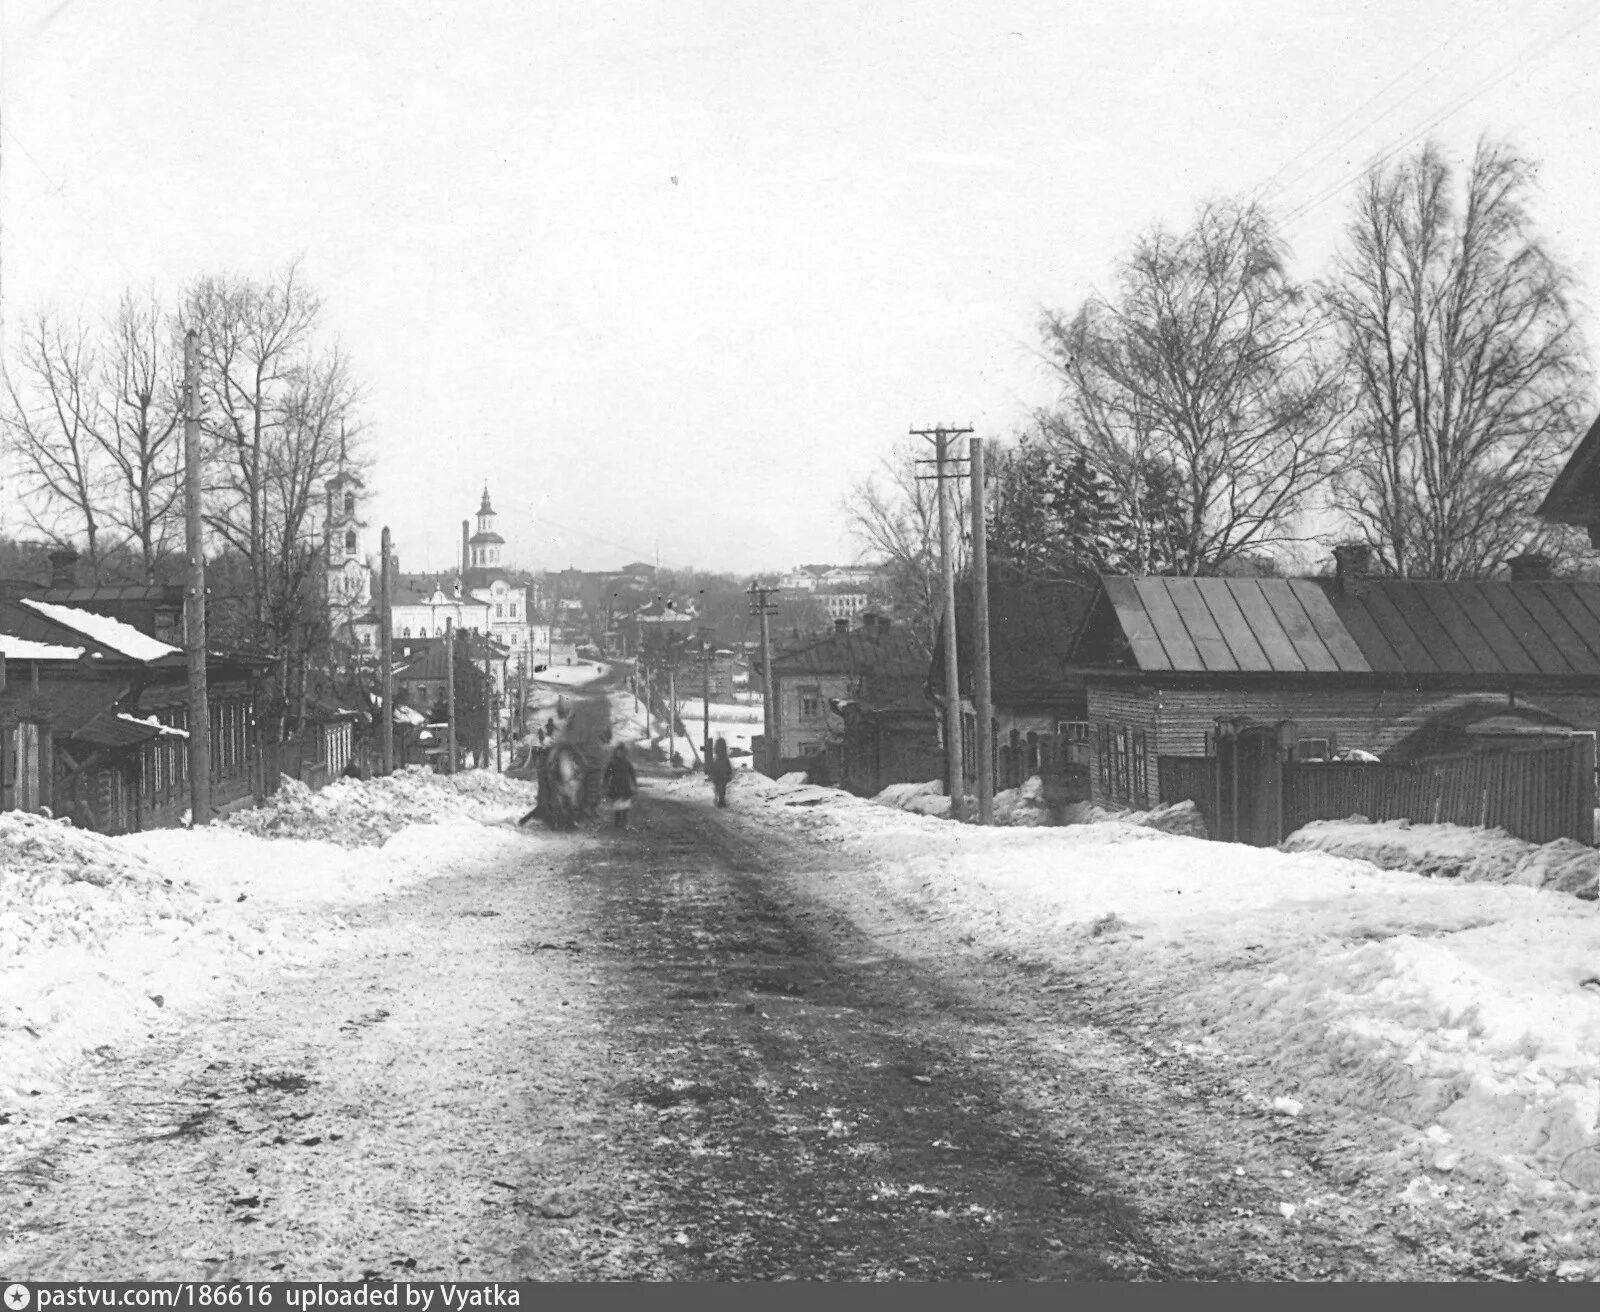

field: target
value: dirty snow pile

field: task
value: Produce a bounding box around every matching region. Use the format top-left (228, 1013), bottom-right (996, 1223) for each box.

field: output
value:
top-left (701, 772), bottom-right (1600, 1216)
top-left (0, 811), bottom-right (273, 1111)
top-left (1, 787), bottom-right (544, 1125)
top-left (869, 776), bottom-right (1201, 834)
top-left (1283, 817), bottom-right (1600, 900)
top-left (223, 765), bottom-right (536, 846)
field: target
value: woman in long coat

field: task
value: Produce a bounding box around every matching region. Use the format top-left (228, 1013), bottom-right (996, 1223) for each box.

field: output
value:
top-left (707, 737), bottom-right (733, 807)
top-left (601, 744), bottom-right (638, 827)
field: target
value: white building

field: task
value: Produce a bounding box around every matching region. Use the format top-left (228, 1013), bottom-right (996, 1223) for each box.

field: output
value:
top-left (819, 591), bottom-right (868, 621)
top-left (461, 487), bottom-right (533, 670)
top-left (325, 467), bottom-right (375, 652)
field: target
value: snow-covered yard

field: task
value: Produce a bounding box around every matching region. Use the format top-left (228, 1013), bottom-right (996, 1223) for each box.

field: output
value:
top-left (667, 767), bottom-right (1600, 1231)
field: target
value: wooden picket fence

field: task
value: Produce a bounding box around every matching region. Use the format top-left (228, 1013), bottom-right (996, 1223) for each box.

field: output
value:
top-left (1284, 738), bottom-right (1595, 846)
top-left (1159, 735), bottom-right (1595, 846)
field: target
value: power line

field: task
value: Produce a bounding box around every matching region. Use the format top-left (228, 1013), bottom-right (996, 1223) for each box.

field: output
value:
top-left (1251, 9), bottom-right (1494, 210)
top-left (1279, 2), bottom-right (1600, 232)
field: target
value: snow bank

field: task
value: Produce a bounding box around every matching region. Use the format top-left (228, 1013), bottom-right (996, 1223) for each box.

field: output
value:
top-left (222, 765), bottom-right (535, 846)
top-left (1284, 818), bottom-right (1600, 898)
top-left (1, 780), bottom-right (543, 1122)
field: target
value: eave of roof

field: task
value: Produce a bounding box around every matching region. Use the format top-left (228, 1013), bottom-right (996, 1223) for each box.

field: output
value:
top-left (1537, 412), bottom-right (1600, 525)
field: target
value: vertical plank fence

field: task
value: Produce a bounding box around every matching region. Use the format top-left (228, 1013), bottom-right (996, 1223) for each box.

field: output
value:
top-left (1161, 735), bottom-right (1595, 846)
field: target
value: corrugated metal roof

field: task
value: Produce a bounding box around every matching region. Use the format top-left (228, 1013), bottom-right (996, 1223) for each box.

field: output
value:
top-left (1091, 574), bottom-right (1600, 678)
top-left (1329, 580), bottom-right (1600, 677)
top-left (1101, 577), bottom-right (1372, 674)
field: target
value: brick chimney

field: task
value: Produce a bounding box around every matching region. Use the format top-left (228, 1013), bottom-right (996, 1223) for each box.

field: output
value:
top-left (48, 548), bottom-right (80, 591)
top-left (1508, 552), bottom-right (1552, 582)
top-left (1332, 542), bottom-right (1372, 597)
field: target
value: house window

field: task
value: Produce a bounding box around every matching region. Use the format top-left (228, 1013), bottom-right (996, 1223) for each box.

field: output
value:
top-left (495, 604), bottom-right (504, 618)
top-left (799, 686), bottom-right (821, 719)
top-left (402, 628), bottom-right (411, 638)
top-left (344, 528), bottom-right (357, 552)
top-left (343, 491), bottom-right (355, 516)
top-left (509, 603), bottom-right (517, 618)
top-left (1096, 722), bottom-right (1150, 807)
top-left (1295, 736), bottom-right (1334, 761)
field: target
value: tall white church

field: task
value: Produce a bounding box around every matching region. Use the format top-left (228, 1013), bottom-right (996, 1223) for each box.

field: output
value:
top-left (328, 479), bottom-right (534, 668)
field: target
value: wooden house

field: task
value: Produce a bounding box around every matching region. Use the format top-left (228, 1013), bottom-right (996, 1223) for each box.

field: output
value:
top-left (0, 597), bottom-right (263, 832)
top-left (1065, 549), bottom-right (1600, 809)
top-left (765, 615), bottom-right (930, 782)
top-left (927, 574), bottom-right (1094, 794)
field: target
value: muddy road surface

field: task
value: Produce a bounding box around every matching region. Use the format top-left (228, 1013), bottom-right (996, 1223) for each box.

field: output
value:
top-left (4, 766), bottom-right (1479, 1280)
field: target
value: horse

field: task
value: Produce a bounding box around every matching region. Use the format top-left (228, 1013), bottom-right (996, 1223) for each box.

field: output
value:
top-left (541, 743), bottom-right (586, 830)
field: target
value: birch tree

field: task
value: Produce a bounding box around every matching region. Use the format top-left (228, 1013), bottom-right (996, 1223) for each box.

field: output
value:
top-left (1041, 198), bottom-right (1346, 575)
top-left (1324, 138), bottom-right (1591, 578)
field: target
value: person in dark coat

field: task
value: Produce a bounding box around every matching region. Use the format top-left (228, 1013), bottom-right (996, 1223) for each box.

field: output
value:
top-left (601, 744), bottom-right (638, 828)
top-left (707, 736), bottom-right (733, 807)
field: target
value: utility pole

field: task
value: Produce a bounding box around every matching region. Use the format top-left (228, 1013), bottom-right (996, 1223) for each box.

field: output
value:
top-left (183, 330), bottom-right (212, 826)
top-left (970, 435), bottom-right (994, 824)
top-left (483, 647), bottom-right (495, 771)
top-left (914, 424), bottom-right (972, 821)
top-left (445, 617), bottom-right (457, 774)
top-left (379, 527), bottom-right (394, 775)
top-left (747, 583), bottom-right (779, 776)
top-left (668, 658), bottom-right (678, 767)
top-left (698, 625), bottom-right (714, 768)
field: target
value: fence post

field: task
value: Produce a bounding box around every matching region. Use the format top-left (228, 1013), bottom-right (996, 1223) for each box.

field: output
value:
top-left (1578, 734), bottom-right (1596, 847)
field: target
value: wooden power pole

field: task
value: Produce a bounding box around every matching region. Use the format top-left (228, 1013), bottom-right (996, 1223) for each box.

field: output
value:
top-left (183, 329), bottom-right (212, 826)
top-left (970, 435), bottom-right (994, 824)
top-left (747, 584), bottom-right (780, 776)
top-left (914, 425), bottom-right (971, 821)
top-left (379, 527), bottom-right (394, 775)
top-left (445, 617), bottom-right (457, 774)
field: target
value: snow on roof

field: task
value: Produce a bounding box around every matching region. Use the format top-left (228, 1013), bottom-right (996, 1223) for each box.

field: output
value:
top-left (0, 635), bottom-right (84, 661)
top-left (116, 712), bottom-right (189, 739)
top-left (19, 598), bottom-right (180, 662)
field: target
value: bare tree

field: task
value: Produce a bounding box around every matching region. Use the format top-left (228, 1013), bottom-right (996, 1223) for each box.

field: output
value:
top-left (842, 439), bottom-right (968, 654)
top-left (2, 311), bottom-right (106, 571)
top-left (1, 294), bottom-right (186, 582)
top-left (98, 291), bottom-right (184, 581)
top-left (184, 256), bottom-right (326, 629)
top-left (182, 258), bottom-right (367, 730)
top-left (1324, 138), bottom-right (1591, 578)
top-left (1041, 198), bottom-right (1347, 576)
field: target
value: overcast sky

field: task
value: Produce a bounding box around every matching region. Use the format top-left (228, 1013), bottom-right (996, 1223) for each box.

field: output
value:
top-left (2, 0), bottom-right (1598, 576)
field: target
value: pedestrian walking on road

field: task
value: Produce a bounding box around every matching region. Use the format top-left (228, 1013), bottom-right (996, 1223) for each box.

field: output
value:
top-left (602, 743), bottom-right (638, 828)
top-left (708, 736), bottom-right (733, 808)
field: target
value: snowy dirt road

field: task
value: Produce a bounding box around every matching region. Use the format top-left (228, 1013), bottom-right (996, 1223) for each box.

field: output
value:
top-left (3, 776), bottom-right (1515, 1281)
